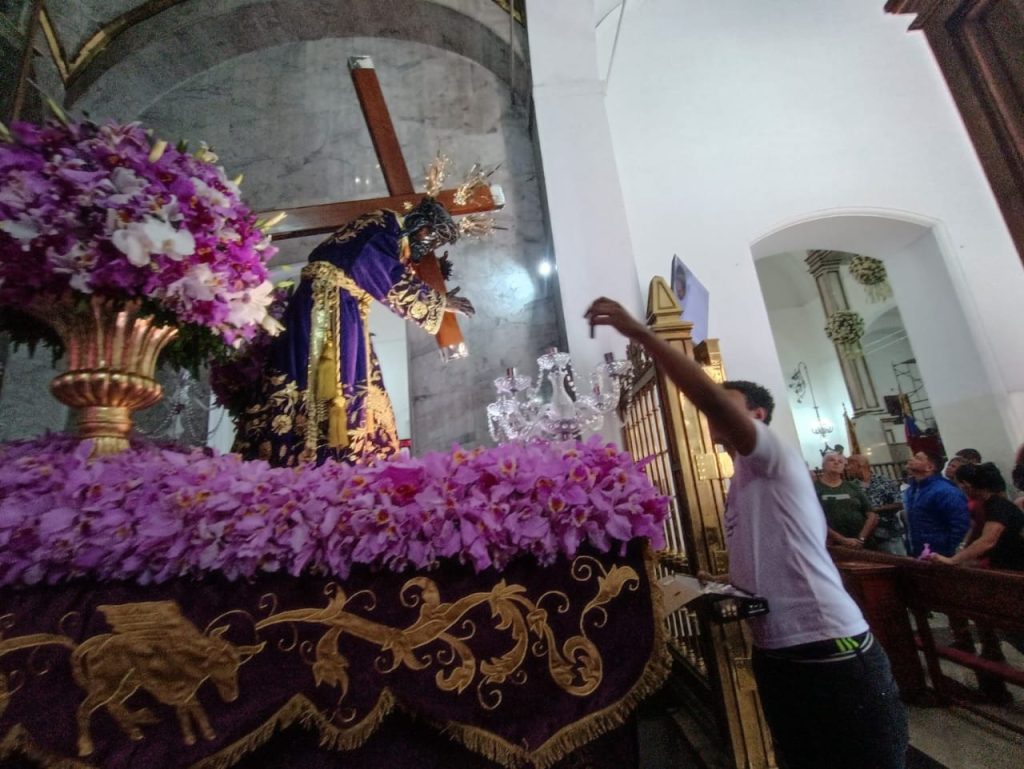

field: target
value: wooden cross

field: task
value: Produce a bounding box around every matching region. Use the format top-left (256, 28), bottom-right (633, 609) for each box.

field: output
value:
top-left (258, 56), bottom-right (504, 357)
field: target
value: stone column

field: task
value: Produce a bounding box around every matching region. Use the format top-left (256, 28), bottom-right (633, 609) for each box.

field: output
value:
top-left (805, 250), bottom-right (882, 416)
top-left (526, 0), bottom-right (643, 444)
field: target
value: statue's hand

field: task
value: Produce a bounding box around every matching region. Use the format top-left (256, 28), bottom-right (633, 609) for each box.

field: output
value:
top-left (445, 286), bottom-right (475, 317)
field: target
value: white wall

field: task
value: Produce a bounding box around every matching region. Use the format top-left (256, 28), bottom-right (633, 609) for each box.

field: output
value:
top-left (763, 300), bottom-right (849, 468)
top-left (526, 0), bottom-right (643, 444)
top-left (598, 0), bottom-right (1024, 461)
top-left (885, 230), bottom-right (1012, 472)
top-left (369, 304), bottom-right (412, 442)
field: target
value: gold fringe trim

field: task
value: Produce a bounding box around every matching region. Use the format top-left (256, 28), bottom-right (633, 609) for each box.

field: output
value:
top-left (431, 543), bottom-right (672, 769)
top-left (0, 546), bottom-right (668, 769)
top-left (191, 690), bottom-right (395, 769)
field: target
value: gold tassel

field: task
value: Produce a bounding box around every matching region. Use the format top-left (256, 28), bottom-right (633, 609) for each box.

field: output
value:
top-left (317, 341), bottom-right (339, 400)
top-left (328, 397), bottom-right (349, 448)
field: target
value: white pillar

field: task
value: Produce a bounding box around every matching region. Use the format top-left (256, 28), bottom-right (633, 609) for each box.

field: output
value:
top-left (526, 0), bottom-right (643, 443)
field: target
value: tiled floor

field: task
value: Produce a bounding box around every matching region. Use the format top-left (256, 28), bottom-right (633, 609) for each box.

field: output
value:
top-left (908, 704), bottom-right (1024, 769)
top-left (640, 620), bottom-right (1024, 769)
top-left (910, 619), bottom-right (1024, 768)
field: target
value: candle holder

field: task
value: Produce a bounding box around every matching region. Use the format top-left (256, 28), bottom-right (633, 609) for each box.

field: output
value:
top-left (486, 350), bottom-right (630, 443)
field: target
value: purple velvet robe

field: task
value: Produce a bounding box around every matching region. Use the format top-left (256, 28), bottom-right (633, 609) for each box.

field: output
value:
top-left (234, 211), bottom-right (445, 466)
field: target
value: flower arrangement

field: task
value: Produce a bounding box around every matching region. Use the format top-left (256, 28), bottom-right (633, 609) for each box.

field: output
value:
top-left (0, 434), bottom-right (669, 587)
top-left (824, 310), bottom-right (865, 357)
top-left (210, 280), bottom-right (295, 419)
top-left (824, 310), bottom-right (864, 344)
top-left (0, 118), bottom-right (281, 370)
top-left (848, 255), bottom-right (892, 303)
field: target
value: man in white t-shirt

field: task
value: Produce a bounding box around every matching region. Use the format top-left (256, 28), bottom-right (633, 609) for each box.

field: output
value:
top-left (586, 297), bottom-right (908, 769)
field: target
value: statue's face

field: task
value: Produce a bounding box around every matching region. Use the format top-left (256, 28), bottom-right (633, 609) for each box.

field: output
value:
top-left (409, 225), bottom-right (453, 261)
top-left (414, 225), bottom-right (443, 249)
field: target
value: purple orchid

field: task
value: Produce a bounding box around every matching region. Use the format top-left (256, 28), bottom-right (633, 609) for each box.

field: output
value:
top-left (0, 434), bottom-right (669, 586)
top-left (0, 119), bottom-right (278, 346)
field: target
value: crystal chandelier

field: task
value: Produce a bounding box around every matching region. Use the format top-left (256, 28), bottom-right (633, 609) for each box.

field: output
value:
top-left (487, 349), bottom-right (631, 442)
top-left (811, 417), bottom-right (834, 440)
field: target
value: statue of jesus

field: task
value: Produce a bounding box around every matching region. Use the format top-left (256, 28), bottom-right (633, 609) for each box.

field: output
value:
top-left (234, 197), bottom-right (474, 467)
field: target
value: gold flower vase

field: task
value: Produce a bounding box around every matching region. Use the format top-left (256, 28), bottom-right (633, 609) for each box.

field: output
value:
top-left (37, 296), bottom-right (179, 456)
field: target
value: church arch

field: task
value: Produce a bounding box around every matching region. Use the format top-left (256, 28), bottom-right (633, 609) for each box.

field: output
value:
top-left (749, 208), bottom-right (1017, 473)
top-left (68, 0), bottom-right (528, 117)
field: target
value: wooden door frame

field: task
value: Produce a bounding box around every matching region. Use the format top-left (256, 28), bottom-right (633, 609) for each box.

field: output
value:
top-left (886, 0), bottom-right (1024, 265)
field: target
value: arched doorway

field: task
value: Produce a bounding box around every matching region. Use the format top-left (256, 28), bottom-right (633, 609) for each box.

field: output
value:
top-left (751, 209), bottom-right (1018, 474)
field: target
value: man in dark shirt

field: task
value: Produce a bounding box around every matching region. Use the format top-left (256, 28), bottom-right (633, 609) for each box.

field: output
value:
top-left (814, 452), bottom-right (876, 547)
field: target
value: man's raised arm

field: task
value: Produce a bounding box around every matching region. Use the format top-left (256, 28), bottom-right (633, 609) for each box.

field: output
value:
top-left (584, 297), bottom-right (757, 455)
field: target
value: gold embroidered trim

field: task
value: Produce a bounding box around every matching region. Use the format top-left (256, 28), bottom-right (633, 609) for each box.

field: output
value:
top-left (430, 544), bottom-right (671, 769)
top-left (385, 274), bottom-right (446, 335)
top-left (191, 691), bottom-right (396, 769)
top-left (300, 262), bottom-right (376, 458)
top-left (325, 211), bottom-right (390, 246)
top-left (0, 546), bottom-right (668, 769)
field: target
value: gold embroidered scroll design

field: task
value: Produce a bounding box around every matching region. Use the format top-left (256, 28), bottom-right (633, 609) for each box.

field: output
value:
top-left (0, 553), bottom-right (656, 768)
top-left (233, 371), bottom-right (304, 464)
top-left (325, 211), bottom-right (390, 246)
top-left (0, 617), bottom-right (76, 723)
top-left (384, 273), bottom-right (445, 335)
top-left (255, 555), bottom-right (640, 711)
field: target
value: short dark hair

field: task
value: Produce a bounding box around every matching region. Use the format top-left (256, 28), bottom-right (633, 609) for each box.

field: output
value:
top-left (919, 449), bottom-right (946, 473)
top-left (955, 462), bottom-right (1006, 493)
top-left (722, 380), bottom-right (775, 424)
top-left (954, 448), bottom-right (982, 463)
top-left (1012, 462), bottom-right (1024, 493)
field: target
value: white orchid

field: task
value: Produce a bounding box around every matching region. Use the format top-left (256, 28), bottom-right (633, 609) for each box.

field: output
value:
top-left (111, 216), bottom-right (195, 267)
top-left (166, 263), bottom-right (221, 308)
top-left (193, 142), bottom-right (219, 163)
top-left (261, 315), bottom-right (284, 335)
top-left (192, 177), bottom-right (231, 209)
top-left (110, 167), bottom-right (147, 196)
top-left (224, 279), bottom-right (277, 330)
top-left (69, 271), bottom-right (92, 293)
top-left (0, 216), bottom-right (39, 244)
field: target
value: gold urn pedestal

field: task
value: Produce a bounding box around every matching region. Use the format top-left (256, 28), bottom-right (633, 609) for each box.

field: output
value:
top-left (36, 296), bottom-right (179, 457)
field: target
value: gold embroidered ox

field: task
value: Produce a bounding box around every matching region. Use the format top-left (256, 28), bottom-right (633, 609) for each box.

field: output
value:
top-left (71, 601), bottom-right (264, 756)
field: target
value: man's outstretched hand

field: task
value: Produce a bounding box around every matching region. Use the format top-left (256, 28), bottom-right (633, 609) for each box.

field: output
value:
top-left (584, 297), bottom-right (648, 340)
top-left (445, 286), bottom-right (475, 317)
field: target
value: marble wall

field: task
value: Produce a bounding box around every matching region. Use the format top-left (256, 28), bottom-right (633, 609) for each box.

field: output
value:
top-left (5, 32), bottom-right (560, 453)
top-left (0, 346), bottom-right (69, 441)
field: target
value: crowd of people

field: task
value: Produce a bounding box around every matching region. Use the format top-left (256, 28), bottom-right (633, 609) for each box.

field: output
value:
top-left (810, 446), bottom-right (1024, 574)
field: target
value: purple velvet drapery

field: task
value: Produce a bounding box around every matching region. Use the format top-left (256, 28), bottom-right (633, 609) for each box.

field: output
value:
top-left (0, 543), bottom-right (667, 769)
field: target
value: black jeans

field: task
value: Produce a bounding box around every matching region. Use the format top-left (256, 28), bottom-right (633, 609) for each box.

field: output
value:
top-left (752, 637), bottom-right (909, 769)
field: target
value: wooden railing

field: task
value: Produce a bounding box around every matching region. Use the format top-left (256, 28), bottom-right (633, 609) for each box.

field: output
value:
top-left (832, 546), bottom-right (1024, 735)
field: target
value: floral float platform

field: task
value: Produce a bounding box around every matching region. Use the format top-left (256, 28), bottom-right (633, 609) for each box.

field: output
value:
top-left (0, 435), bottom-right (670, 769)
